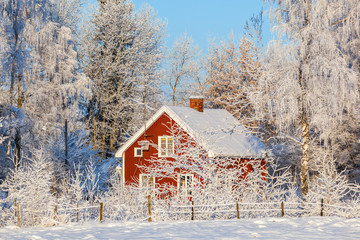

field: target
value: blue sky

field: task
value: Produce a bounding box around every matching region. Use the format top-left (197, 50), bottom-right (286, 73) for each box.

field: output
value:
top-left (87, 0), bottom-right (272, 53)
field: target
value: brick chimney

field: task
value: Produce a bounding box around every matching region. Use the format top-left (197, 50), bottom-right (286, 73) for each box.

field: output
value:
top-left (189, 96), bottom-right (204, 112)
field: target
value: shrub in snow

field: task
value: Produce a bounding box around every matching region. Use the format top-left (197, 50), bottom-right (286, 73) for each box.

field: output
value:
top-left (304, 155), bottom-right (360, 217)
top-left (101, 172), bottom-right (149, 222)
top-left (0, 147), bottom-right (102, 227)
top-left (0, 149), bottom-right (56, 227)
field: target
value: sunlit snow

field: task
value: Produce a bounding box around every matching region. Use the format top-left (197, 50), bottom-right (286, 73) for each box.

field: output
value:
top-left (1, 217), bottom-right (359, 240)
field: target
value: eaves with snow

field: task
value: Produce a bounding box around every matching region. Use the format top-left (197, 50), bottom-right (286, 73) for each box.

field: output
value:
top-left (115, 104), bottom-right (265, 159)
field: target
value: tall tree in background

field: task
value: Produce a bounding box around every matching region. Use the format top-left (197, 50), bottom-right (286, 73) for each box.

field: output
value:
top-left (0, 0), bottom-right (40, 169)
top-left (84, 0), bottom-right (165, 157)
top-left (0, 0), bottom-right (88, 174)
top-left (204, 35), bottom-right (261, 128)
top-left (166, 33), bottom-right (200, 106)
top-left (255, 0), bottom-right (360, 196)
top-left (331, 1), bottom-right (360, 174)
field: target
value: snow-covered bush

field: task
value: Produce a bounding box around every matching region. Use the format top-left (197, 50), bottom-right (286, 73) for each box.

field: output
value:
top-left (304, 155), bottom-right (360, 217)
top-left (0, 148), bottom-right (56, 227)
top-left (101, 172), bottom-right (149, 222)
top-left (0, 147), bottom-right (102, 227)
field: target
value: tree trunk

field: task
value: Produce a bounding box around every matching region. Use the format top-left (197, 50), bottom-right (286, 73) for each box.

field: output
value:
top-left (14, 78), bottom-right (23, 170)
top-left (14, 129), bottom-right (21, 170)
top-left (300, 109), bottom-right (310, 197)
top-left (299, 0), bottom-right (311, 197)
top-left (64, 119), bottom-right (68, 166)
top-left (172, 87), bottom-right (176, 106)
top-left (102, 110), bottom-right (107, 158)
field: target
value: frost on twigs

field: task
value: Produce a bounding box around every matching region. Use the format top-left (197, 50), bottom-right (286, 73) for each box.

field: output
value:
top-left (304, 154), bottom-right (360, 217)
top-left (252, 0), bottom-right (360, 197)
top-left (138, 122), bottom-right (297, 220)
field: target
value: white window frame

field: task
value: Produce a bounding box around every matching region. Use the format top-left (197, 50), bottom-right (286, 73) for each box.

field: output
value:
top-left (139, 174), bottom-right (155, 189)
top-left (134, 147), bottom-right (143, 157)
top-left (178, 174), bottom-right (193, 196)
top-left (158, 136), bottom-right (174, 157)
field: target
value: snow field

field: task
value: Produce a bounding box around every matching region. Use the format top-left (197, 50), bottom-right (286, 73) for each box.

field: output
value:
top-left (0, 217), bottom-right (359, 240)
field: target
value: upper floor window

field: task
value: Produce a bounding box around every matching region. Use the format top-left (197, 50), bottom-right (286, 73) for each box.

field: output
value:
top-left (158, 136), bottom-right (174, 157)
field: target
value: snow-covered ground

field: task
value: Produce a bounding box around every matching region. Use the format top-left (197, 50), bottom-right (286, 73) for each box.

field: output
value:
top-left (0, 217), bottom-right (359, 240)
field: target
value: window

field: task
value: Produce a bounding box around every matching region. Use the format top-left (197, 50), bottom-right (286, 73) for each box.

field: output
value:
top-left (158, 136), bottom-right (174, 157)
top-left (178, 174), bottom-right (193, 196)
top-left (134, 147), bottom-right (143, 157)
top-left (140, 174), bottom-right (155, 189)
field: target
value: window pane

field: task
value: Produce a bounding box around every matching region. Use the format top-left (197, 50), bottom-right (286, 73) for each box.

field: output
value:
top-left (141, 175), bottom-right (154, 188)
top-left (167, 138), bottom-right (173, 155)
top-left (135, 148), bottom-right (142, 156)
top-left (149, 176), bottom-right (154, 187)
top-left (160, 138), bottom-right (166, 155)
top-left (187, 176), bottom-right (192, 187)
top-left (141, 175), bottom-right (147, 188)
top-left (179, 175), bottom-right (192, 196)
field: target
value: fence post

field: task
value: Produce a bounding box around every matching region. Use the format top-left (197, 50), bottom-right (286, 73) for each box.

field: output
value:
top-left (236, 202), bottom-right (240, 219)
top-left (53, 205), bottom-right (57, 221)
top-left (148, 195), bottom-right (152, 222)
top-left (100, 202), bottom-right (103, 222)
top-left (191, 201), bottom-right (194, 220)
top-left (16, 202), bottom-right (21, 228)
top-left (320, 199), bottom-right (324, 216)
top-left (281, 201), bottom-right (284, 217)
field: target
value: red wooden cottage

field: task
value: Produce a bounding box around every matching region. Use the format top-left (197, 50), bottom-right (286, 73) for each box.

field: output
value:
top-left (115, 97), bottom-right (265, 194)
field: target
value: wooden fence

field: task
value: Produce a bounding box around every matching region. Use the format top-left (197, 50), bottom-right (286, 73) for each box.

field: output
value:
top-left (7, 197), bottom-right (359, 227)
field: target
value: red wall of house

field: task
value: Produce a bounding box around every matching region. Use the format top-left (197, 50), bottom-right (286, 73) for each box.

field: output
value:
top-left (123, 112), bottom-right (267, 190)
top-left (124, 112), bottom-right (177, 187)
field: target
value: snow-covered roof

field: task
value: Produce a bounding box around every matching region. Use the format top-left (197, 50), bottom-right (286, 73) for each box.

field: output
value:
top-left (115, 105), bottom-right (265, 158)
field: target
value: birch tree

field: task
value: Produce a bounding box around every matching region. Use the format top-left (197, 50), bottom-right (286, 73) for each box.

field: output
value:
top-left (255, 0), bottom-right (360, 196)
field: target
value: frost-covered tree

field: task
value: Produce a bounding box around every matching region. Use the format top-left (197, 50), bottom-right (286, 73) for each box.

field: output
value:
top-left (332, 0), bottom-right (360, 74)
top-left (204, 35), bottom-right (261, 128)
top-left (165, 33), bottom-right (200, 105)
top-left (0, 0), bottom-right (88, 173)
top-left (0, 0), bottom-right (43, 168)
top-left (329, 1), bottom-right (360, 175)
top-left (84, 0), bottom-right (165, 156)
top-left (54, 0), bottom-right (85, 35)
top-left (255, 0), bottom-right (360, 196)
top-left (244, 9), bottom-right (263, 62)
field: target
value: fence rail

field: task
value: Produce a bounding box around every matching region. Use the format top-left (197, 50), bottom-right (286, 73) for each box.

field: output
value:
top-left (2, 197), bottom-right (359, 228)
